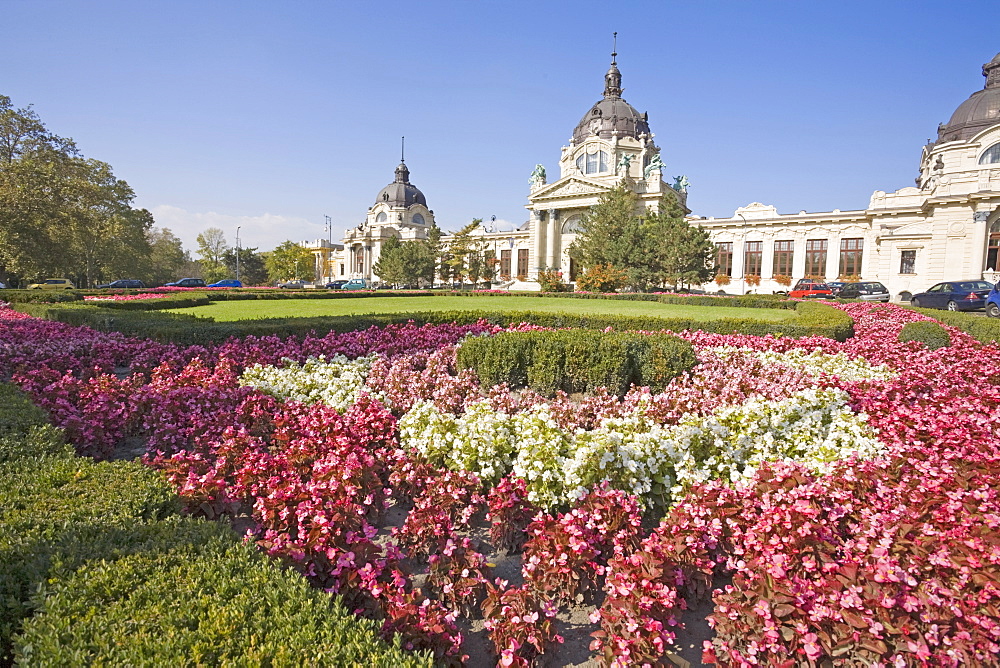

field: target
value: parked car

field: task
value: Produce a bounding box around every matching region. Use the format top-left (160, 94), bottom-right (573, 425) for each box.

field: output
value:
top-left (164, 278), bottom-right (207, 288)
top-left (279, 279), bottom-right (307, 289)
top-left (341, 278), bottom-right (369, 291)
top-left (0, 282), bottom-right (6, 289)
top-left (208, 279), bottom-right (243, 288)
top-left (26, 278), bottom-right (75, 290)
top-left (987, 284), bottom-right (1000, 318)
top-left (97, 279), bottom-right (146, 289)
top-left (325, 280), bottom-right (348, 289)
top-left (909, 280), bottom-right (993, 311)
top-left (837, 281), bottom-right (890, 302)
top-left (789, 279), bottom-right (833, 299)
top-left (825, 281), bottom-right (847, 296)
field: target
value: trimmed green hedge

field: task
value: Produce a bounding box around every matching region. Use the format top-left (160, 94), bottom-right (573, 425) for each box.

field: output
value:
top-left (899, 320), bottom-right (952, 350)
top-left (15, 299), bottom-right (854, 344)
top-left (0, 385), bottom-right (429, 666)
top-left (457, 330), bottom-right (698, 396)
top-left (906, 306), bottom-right (1000, 344)
top-left (13, 523), bottom-right (431, 667)
top-left (0, 289), bottom-right (83, 303)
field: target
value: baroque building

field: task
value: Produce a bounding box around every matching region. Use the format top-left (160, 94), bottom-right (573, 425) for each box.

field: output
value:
top-left (312, 51), bottom-right (1000, 299)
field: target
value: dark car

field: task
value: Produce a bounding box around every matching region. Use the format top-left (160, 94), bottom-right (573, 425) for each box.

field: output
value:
top-left (825, 281), bottom-right (847, 296)
top-left (325, 280), bottom-right (347, 289)
top-left (910, 280), bottom-right (993, 311)
top-left (208, 279), bottom-right (243, 288)
top-left (164, 278), bottom-right (207, 288)
top-left (279, 279), bottom-right (307, 289)
top-left (837, 281), bottom-right (890, 302)
top-left (97, 279), bottom-right (146, 289)
top-left (988, 284), bottom-right (1000, 318)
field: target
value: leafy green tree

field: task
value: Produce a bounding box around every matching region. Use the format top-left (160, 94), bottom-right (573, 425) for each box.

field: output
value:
top-left (196, 227), bottom-right (229, 283)
top-left (222, 246), bottom-right (267, 285)
top-left (146, 227), bottom-right (189, 285)
top-left (265, 241), bottom-right (315, 283)
top-left (444, 219), bottom-right (485, 287)
top-left (648, 199), bottom-right (716, 288)
top-left (372, 236), bottom-right (405, 285)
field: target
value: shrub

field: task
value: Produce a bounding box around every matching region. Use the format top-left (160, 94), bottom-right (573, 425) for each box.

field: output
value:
top-left (536, 268), bottom-right (565, 293)
top-left (14, 526), bottom-right (431, 667)
top-left (456, 331), bottom-right (698, 397)
top-left (576, 264), bottom-right (627, 293)
top-left (898, 320), bottom-right (951, 350)
top-left (714, 274), bottom-right (731, 287)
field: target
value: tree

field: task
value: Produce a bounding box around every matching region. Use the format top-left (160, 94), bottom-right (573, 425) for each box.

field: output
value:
top-left (646, 198), bottom-right (715, 289)
top-left (146, 227), bottom-right (189, 286)
top-left (222, 246), bottom-right (267, 286)
top-left (444, 220), bottom-right (487, 287)
top-left (372, 236), bottom-right (404, 285)
top-left (196, 227), bottom-right (229, 283)
top-left (264, 241), bottom-right (315, 283)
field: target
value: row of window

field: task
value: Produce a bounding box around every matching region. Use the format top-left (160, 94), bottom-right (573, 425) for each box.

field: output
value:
top-left (715, 238), bottom-right (889, 278)
top-left (499, 249), bottom-right (530, 279)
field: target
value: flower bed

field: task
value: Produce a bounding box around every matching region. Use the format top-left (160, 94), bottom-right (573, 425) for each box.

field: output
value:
top-left (1, 300), bottom-right (998, 666)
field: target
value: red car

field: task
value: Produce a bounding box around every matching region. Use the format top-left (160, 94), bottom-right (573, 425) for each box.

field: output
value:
top-left (789, 279), bottom-right (833, 299)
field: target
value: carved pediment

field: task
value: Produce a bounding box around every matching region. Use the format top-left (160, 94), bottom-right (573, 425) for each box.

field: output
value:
top-left (530, 177), bottom-right (611, 200)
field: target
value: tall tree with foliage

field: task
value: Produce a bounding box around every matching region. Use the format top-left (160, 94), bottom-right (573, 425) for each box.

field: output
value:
top-left (0, 94), bottom-right (155, 287)
top-left (648, 198), bottom-right (716, 288)
top-left (196, 227), bottom-right (229, 283)
top-left (146, 227), bottom-right (189, 285)
top-left (372, 236), bottom-right (406, 285)
top-left (264, 241), bottom-right (315, 283)
top-left (222, 246), bottom-right (267, 285)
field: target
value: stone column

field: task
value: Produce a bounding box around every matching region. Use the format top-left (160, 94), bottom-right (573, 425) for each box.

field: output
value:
top-left (546, 209), bottom-right (559, 270)
top-left (530, 210), bottom-right (545, 279)
top-left (972, 210), bottom-right (991, 277)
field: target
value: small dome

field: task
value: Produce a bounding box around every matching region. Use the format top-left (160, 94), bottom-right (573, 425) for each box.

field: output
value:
top-left (374, 161), bottom-right (427, 208)
top-left (937, 52), bottom-right (1000, 143)
top-left (572, 56), bottom-right (651, 144)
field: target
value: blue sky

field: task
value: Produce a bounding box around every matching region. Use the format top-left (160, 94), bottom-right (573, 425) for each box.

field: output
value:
top-left (4, 0), bottom-right (998, 254)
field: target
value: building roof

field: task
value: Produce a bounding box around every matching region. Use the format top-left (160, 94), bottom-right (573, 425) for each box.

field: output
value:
top-left (374, 161), bottom-right (427, 208)
top-left (937, 52), bottom-right (1000, 144)
top-left (571, 55), bottom-right (651, 144)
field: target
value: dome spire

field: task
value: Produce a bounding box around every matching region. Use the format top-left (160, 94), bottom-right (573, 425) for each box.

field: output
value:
top-left (394, 136), bottom-right (409, 184)
top-left (604, 32), bottom-right (622, 99)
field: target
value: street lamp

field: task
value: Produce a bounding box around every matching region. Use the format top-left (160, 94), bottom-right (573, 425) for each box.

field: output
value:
top-left (235, 226), bottom-right (241, 283)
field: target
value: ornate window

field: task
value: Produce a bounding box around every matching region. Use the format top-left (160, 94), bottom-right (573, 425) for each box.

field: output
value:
top-left (899, 249), bottom-right (917, 274)
top-left (743, 241), bottom-right (762, 277)
top-left (500, 250), bottom-right (511, 279)
top-left (576, 150), bottom-right (609, 175)
top-left (562, 216), bottom-right (583, 233)
top-left (517, 249), bottom-right (529, 278)
top-left (354, 246), bottom-right (365, 274)
top-left (805, 239), bottom-right (827, 277)
top-left (773, 240), bottom-right (794, 277)
top-left (715, 242), bottom-right (733, 277)
top-left (376, 212), bottom-right (388, 223)
top-left (839, 238), bottom-right (864, 278)
top-left (979, 142), bottom-right (1000, 165)
top-left (412, 213), bottom-right (425, 226)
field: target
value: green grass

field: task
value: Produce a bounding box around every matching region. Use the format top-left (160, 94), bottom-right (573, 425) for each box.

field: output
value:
top-left (167, 295), bottom-right (796, 322)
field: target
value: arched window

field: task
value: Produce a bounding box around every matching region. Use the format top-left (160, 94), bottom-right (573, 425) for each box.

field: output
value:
top-left (562, 216), bottom-right (583, 233)
top-left (376, 212), bottom-right (388, 223)
top-left (575, 150), bottom-right (609, 175)
top-left (979, 142), bottom-right (1000, 165)
top-left (412, 213), bottom-right (425, 226)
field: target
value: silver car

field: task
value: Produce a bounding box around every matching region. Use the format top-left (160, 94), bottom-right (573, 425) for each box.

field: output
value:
top-left (837, 281), bottom-right (890, 302)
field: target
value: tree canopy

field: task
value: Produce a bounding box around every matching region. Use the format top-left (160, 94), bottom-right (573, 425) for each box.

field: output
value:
top-left (569, 187), bottom-right (715, 291)
top-left (264, 241), bottom-right (315, 283)
top-left (0, 94), bottom-right (158, 287)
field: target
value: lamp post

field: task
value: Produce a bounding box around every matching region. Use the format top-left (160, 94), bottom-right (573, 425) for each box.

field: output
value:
top-left (235, 226), bottom-right (241, 283)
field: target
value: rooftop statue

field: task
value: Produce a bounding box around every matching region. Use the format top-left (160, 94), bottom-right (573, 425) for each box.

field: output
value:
top-left (529, 164), bottom-right (546, 188)
top-left (672, 174), bottom-right (690, 193)
top-left (643, 154), bottom-right (665, 179)
top-left (616, 154), bottom-right (632, 176)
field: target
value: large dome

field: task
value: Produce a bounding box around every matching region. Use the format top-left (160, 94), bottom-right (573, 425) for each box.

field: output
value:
top-left (374, 162), bottom-right (427, 208)
top-left (572, 59), bottom-right (650, 145)
top-left (937, 52), bottom-right (1000, 143)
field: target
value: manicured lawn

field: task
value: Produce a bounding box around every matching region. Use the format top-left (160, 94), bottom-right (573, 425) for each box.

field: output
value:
top-left (166, 295), bottom-right (796, 322)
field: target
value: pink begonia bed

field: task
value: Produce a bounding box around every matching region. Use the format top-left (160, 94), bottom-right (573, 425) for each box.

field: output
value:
top-left (1, 300), bottom-right (997, 667)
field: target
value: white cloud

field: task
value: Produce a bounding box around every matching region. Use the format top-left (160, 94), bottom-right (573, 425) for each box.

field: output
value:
top-left (149, 205), bottom-right (327, 254)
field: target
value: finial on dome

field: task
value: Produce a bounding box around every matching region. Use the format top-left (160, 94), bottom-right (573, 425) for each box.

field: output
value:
top-left (401, 136), bottom-right (405, 162)
top-left (394, 138), bottom-right (410, 184)
top-left (604, 32), bottom-right (622, 99)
